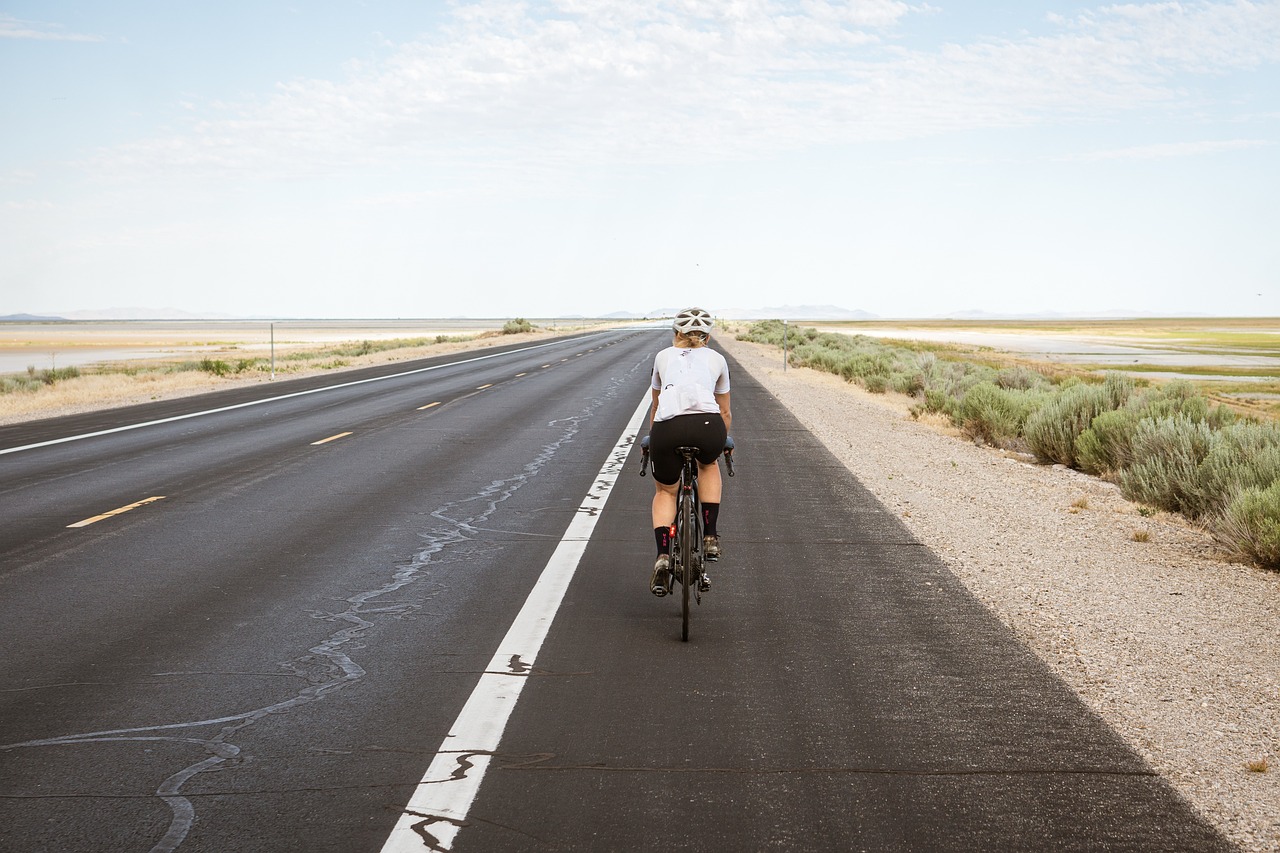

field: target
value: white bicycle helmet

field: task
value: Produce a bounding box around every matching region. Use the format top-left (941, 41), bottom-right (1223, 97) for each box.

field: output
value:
top-left (672, 307), bottom-right (714, 336)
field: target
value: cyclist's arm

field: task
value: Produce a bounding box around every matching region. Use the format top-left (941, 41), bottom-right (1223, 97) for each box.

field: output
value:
top-left (649, 387), bottom-right (660, 428)
top-left (716, 391), bottom-right (731, 435)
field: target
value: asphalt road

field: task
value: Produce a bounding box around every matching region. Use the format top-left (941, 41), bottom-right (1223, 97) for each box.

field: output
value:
top-left (0, 329), bottom-right (1229, 852)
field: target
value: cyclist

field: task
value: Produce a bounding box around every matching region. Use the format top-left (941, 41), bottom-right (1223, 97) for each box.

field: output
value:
top-left (647, 307), bottom-right (732, 596)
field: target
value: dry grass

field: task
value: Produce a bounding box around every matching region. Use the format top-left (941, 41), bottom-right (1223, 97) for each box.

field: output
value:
top-left (1246, 758), bottom-right (1269, 773)
top-left (1131, 528), bottom-right (1152, 543)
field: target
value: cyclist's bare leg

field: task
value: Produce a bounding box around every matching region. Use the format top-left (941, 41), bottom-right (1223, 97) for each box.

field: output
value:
top-left (651, 480), bottom-right (678, 529)
top-left (697, 461), bottom-right (721, 503)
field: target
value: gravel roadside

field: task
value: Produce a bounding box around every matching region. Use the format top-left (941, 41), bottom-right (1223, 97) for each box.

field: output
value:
top-left (722, 335), bottom-right (1280, 852)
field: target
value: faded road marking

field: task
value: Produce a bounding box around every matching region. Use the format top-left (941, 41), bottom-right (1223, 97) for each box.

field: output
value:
top-left (68, 496), bottom-right (166, 529)
top-left (311, 432), bottom-right (353, 445)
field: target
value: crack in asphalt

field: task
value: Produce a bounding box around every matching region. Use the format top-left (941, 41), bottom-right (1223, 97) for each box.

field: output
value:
top-left (0, 366), bottom-right (641, 852)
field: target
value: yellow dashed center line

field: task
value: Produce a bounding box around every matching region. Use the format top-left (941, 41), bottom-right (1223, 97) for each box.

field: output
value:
top-left (541, 364), bottom-right (551, 369)
top-left (68, 496), bottom-right (166, 529)
top-left (417, 401), bottom-right (442, 410)
top-left (515, 372), bottom-right (527, 378)
top-left (311, 431), bottom-right (353, 445)
top-left (476, 384), bottom-right (493, 390)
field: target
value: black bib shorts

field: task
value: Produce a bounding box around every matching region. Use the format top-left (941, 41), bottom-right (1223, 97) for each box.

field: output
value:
top-left (649, 412), bottom-right (728, 485)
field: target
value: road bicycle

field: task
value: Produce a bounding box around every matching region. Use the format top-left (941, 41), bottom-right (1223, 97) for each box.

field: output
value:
top-left (640, 435), bottom-right (734, 641)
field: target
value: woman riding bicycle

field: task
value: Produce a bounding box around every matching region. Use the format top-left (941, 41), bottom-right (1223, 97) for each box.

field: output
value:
top-left (647, 307), bottom-right (732, 597)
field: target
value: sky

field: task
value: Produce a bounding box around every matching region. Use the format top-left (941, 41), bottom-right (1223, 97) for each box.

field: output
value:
top-left (2, 1), bottom-right (1278, 319)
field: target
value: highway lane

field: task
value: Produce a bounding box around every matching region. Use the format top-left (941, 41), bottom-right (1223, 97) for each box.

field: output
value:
top-left (0, 329), bottom-right (657, 852)
top-left (0, 328), bottom-right (1229, 851)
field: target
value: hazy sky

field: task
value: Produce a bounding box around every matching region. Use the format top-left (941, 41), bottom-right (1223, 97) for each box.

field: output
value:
top-left (2, 1), bottom-right (1277, 319)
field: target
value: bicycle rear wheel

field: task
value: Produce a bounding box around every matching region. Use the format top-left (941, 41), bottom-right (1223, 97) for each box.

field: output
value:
top-left (679, 486), bottom-right (696, 642)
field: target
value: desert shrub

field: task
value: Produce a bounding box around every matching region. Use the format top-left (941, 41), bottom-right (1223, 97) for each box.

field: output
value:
top-left (1117, 415), bottom-right (1215, 516)
top-left (956, 381), bottom-right (1044, 447)
top-left (1100, 371), bottom-right (1137, 409)
top-left (21, 365), bottom-right (83, 386)
top-left (890, 371), bottom-right (926, 396)
top-left (1, 375), bottom-right (44, 394)
top-left (1075, 408), bottom-right (1142, 476)
top-left (1024, 382), bottom-right (1115, 466)
top-left (1129, 379), bottom-right (1234, 428)
top-left (995, 366), bottom-right (1049, 392)
top-left (502, 318), bottom-right (535, 334)
top-left (923, 388), bottom-right (949, 414)
top-left (1214, 481), bottom-right (1280, 569)
top-left (199, 358), bottom-right (232, 377)
top-left (864, 375), bottom-right (888, 394)
top-left (1191, 421), bottom-right (1280, 518)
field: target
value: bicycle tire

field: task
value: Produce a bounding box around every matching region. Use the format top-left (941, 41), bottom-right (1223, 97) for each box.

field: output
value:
top-left (679, 478), bottom-right (696, 642)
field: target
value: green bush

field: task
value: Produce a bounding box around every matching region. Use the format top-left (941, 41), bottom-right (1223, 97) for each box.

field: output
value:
top-left (1024, 382), bottom-right (1113, 466)
top-left (503, 318), bottom-right (535, 334)
top-left (995, 366), bottom-right (1049, 392)
top-left (1, 375), bottom-right (44, 394)
top-left (199, 358), bottom-right (233, 377)
top-left (23, 365), bottom-right (82, 386)
top-left (1075, 408), bottom-right (1142, 476)
top-left (1116, 415), bottom-right (1216, 516)
top-left (1215, 481), bottom-right (1280, 569)
top-left (957, 381), bottom-right (1044, 447)
top-left (1192, 421), bottom-right (1280, 518)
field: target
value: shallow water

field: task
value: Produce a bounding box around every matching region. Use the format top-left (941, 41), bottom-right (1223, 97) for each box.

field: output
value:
top-left (824, 326), bottom-right (1280, 382)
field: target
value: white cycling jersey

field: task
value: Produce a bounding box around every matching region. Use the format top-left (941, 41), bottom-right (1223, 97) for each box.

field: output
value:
top-left (650, 345), bottom-right (731, 423)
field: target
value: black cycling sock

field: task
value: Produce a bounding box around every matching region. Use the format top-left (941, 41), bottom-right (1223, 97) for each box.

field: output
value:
top-left (702, 503), bottom-right (719, 537)
top-left (654, 526), bottom-right (671, 557)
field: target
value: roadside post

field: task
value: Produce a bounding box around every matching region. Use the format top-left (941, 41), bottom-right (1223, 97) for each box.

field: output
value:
top-left (782, 320), bottom-right (788, 371)
top-left (270, 323), bottom-right (275, 380)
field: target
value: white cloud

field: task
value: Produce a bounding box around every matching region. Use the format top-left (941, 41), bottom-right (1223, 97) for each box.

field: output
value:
top-left (86, 0), bottom-right (1280, 181)
top-left (0, 14), bottom-right (104, 42)
top-left (1063, 137), bottom-right (1275, 160)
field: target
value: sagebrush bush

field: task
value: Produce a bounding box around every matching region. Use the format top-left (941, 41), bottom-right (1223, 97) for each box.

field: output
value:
top-left (1192, 421), bottom-right (1280, 518)
top-left (1215, 481), bottom-right (1280, 569)
top-left (199, 358), bottom-right (233, 377)
top-left (502, 318), bottom-right (535, 334)
top-left (995, 366), bottom-right (1048, 392)
top-left (1131, 379), bottom-right (1235, 429)
top-left (1076, 408), bottom-right (1141, 476)
top-left (957, 381), bottom-right (1044, 447)
top-left (1117, 415), bottom-right (1215, 516)
top-left (1024, 382), bottom-right (1113, 466)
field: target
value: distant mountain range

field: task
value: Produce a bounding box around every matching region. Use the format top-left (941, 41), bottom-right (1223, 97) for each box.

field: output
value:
top-left (0, 313), bottom-right (67, 322)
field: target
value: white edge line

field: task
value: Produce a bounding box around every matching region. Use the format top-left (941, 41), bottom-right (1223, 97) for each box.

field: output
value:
top-left (378, 391), bottom-right (651, 853)
top-left (0, 334), bottom-right (612, 457)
